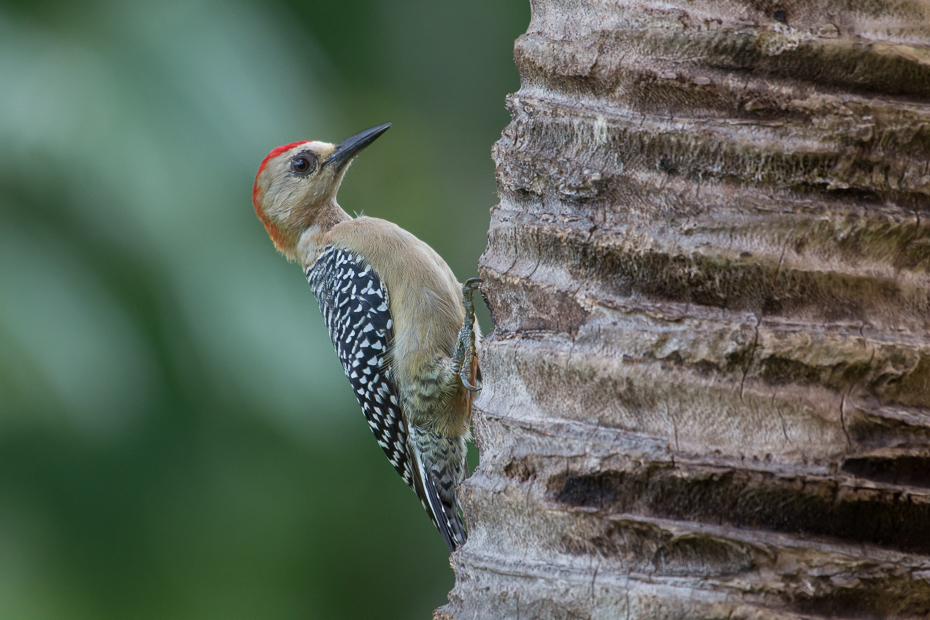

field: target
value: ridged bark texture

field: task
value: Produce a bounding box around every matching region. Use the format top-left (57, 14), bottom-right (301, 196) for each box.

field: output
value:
top-left (439, 1), bottom-right (930, 619)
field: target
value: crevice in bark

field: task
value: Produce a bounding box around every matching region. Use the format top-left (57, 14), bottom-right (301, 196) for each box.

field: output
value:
top-left (551, 468), bottom-right (930, 554)
top-left (841, 451), bottom-right (930, 489)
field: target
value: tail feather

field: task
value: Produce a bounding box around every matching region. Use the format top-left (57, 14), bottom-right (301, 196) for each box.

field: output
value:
top-left (411, 445), bottom-right (467, 552)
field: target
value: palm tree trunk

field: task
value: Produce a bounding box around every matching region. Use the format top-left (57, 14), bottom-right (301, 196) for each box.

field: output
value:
top-left (438, 1), bottom-right (930, 618)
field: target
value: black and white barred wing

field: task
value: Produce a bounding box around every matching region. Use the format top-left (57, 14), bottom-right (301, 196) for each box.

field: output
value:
top-left (307, 246), bottom-right (412, 488)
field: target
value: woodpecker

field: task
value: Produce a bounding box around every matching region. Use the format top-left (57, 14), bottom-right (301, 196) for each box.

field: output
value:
top-left (252, 123), bottom-right (480, 551)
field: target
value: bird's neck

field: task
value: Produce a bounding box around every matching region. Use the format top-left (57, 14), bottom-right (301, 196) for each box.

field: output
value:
top-left (296, 201), bottom-right (351, 270)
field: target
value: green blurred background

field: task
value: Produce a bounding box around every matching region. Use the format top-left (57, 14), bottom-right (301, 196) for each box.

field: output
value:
top-left (0, 1), bottom-right (527, 617)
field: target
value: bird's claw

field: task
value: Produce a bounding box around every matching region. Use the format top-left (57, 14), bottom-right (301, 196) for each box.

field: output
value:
top-left (462, 277), bottom-right (482, 292)
top-left (461, 373), bottom-right (481, 393)
top-left (454, 278), bottom-right (482, 393)
top-left (461, 278), bottom-right (482, 310)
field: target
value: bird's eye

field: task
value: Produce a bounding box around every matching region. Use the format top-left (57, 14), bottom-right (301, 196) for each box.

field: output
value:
top-left (291, 153), bottom-right (317, 174)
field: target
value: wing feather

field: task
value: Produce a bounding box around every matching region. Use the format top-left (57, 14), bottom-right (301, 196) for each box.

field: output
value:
top-left (308, 246), bottom-right (411, 487)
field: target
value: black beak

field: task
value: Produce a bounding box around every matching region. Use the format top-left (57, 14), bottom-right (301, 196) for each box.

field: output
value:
top-left (323, 123), bottom-right (391, 170)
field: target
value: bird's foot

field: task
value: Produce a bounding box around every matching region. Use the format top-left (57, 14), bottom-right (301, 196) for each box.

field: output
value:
top-left (454, 278), bottom-right (482, 393)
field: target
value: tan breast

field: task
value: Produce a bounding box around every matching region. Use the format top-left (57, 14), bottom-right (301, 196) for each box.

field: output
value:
top-left (327, 217), bottom-right (464, 386)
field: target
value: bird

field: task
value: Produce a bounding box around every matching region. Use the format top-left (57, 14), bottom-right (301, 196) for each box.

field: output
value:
top-left (251, 123), bottom-right (480, 551)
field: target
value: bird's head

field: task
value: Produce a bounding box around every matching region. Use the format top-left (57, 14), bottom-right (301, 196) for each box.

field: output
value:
top-left (252, 123), bottom-right (391, 258)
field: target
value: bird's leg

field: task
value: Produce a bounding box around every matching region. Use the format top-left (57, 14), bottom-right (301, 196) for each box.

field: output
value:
top-left (452, 278), bottom-right (482, 392)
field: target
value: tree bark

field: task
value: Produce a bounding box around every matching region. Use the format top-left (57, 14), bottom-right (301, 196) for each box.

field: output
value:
top-left (438, 1), bottom-right (930, 618)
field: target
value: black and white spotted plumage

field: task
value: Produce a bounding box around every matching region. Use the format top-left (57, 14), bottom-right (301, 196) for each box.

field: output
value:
top-left (307, 245), bottom-right (466, 550)
top-left (308, 246), bottom-right (412, 486)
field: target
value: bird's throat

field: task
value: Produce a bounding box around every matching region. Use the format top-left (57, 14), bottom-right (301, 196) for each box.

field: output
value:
top-left (296, 203), bottom-right (351, 269)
